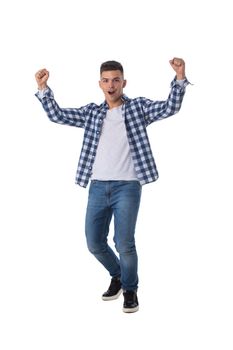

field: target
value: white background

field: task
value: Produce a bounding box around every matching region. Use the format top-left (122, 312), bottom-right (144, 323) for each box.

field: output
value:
top-left (0, 0), bottom-right (232, 349)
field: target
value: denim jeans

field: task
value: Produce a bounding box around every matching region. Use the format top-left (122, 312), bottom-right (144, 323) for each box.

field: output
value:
top-left (85, 180), bottom-right (142, 291)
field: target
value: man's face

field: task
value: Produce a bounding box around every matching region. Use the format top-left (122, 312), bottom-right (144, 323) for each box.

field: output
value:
top-left (99, 70), bottom-right (127, 108)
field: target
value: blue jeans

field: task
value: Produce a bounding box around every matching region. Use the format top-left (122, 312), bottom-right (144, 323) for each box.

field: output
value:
top-left (85, 180), bottom-right (142, 291)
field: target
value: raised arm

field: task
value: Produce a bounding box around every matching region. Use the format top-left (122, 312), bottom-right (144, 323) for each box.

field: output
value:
top-left (143, 58), bottom-right (189, 126)
top-left (35, 69), bottom-right (86, 128)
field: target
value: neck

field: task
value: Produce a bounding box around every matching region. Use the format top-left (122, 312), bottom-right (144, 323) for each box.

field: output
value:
top-left (108, 101), bottom-right (123, 109)
top-left (107, 96), bottom-right (123, 110)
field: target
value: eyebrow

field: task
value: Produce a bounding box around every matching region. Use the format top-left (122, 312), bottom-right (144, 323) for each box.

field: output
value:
top-left (101, 77), bottom-right (122, 80)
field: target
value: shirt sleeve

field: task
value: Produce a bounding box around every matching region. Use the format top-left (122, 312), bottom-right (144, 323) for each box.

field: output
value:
top-left (142, 77), bottom-right (190, 126)
top-left (37, 87), bottom-right (49, 100)
top-left (35, 87), bottom-right (86, 128)
top-left (176, 79), bottom-right (186, 87)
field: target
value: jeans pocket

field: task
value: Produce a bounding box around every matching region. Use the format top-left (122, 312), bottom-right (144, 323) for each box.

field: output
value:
top-left (91, 180), bottom-right (98, 185)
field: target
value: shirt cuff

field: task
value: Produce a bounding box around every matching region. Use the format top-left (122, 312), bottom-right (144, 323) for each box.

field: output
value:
top-left (171, 77), bottom-right (190, 89)
top-left (37, 87), bottom-right (49, 99)
top-left (176, 79), bottom-right (186, 87)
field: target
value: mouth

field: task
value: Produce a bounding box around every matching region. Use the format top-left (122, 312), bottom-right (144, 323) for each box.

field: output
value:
top-left (108, 90), bottom-right (116, 96)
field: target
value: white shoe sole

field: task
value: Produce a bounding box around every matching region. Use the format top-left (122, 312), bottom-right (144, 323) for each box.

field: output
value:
top-left (102, 289), bottom-right (122, 301)
top-left (123, 305), bottom-right (139, 313)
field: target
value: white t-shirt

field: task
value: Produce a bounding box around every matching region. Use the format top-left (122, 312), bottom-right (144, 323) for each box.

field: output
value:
top-left (91, 105), bottom-right (138, 181)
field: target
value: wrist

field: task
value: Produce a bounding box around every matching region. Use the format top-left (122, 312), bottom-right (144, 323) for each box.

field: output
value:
top-left (176, 74), bottom-right (185, 81)
top-left (38, 84), bottom-right (47, 91)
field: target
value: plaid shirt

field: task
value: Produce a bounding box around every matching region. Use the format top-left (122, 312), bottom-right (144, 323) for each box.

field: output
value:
top-left (35, 77), bottom-right (189, 187)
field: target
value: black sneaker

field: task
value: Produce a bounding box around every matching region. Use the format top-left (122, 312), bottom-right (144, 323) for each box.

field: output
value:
top-left (123, 290), bottom-right (139, 313)
top-left (102, 276), bottom-right (122, 301)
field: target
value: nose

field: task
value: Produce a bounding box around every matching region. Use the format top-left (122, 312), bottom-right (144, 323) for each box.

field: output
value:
top-left (108, 80), bottom-right (114, 89)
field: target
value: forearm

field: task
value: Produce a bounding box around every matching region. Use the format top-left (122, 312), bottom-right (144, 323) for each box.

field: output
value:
top-left (157, 77), bottom-right (190, 117)
top-left (35, 87), bottom-right (86, 128)
top-left (165, 78), bottom-right (187, 115)
top-left (144, 77), bottom-right (190, 125)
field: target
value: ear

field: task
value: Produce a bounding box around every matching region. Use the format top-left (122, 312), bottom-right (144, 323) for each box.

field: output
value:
top-left (123, 80), bottom-right (127, 88)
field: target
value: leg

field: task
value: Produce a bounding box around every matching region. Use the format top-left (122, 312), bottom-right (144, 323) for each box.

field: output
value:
top-left (85, 181), bottom-right (121, 277)
top-left (111, 181), bottom-right (142, 291)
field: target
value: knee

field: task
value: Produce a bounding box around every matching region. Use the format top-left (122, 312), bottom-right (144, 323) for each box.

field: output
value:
top-left (86, 241), bottom-right (98, 254)
top-left (86, 240), bottom-right (106, 255)
top-left (85, 229), bottom-right (101, 254)
top-left (115, 241), bottom-right (136, 255)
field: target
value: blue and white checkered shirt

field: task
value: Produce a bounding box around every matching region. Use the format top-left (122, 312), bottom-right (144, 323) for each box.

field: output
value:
top-left (35, 77), bottom-right (189, 188)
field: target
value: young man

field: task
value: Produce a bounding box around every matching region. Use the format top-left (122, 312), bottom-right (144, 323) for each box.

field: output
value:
top-left (35, 59), bottom-right (189, 313)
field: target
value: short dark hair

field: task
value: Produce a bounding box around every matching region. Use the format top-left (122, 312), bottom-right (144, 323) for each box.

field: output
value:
top-left (100, 60), bottom-right (124, 75)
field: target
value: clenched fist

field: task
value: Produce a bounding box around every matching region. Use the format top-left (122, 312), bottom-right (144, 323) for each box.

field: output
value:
top-left (169, 58), bottom-right (185, 80)
top-left (35, 68), bottom-right (49, 90)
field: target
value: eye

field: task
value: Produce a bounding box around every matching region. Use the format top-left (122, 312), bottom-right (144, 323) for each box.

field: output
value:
top-left (102, 79), bottom-right (108, 83)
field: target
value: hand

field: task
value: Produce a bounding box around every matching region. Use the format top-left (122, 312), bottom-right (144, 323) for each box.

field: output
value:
top-left (35, 68), bottom-right (49, 90)
top-left (169, 58), bottom-right (185, 80)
